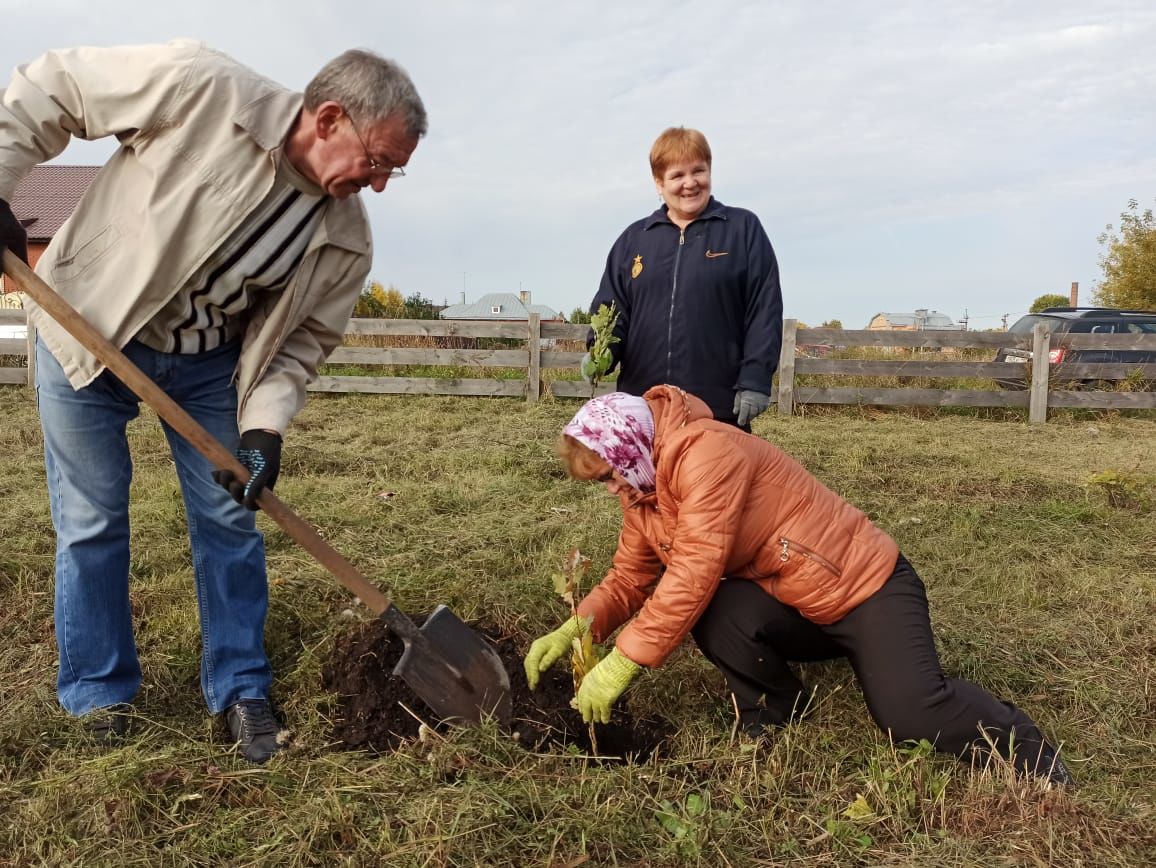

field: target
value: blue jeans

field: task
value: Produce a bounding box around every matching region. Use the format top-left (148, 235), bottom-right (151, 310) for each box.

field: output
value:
top-left (36, 337), bottom-right (272, 715)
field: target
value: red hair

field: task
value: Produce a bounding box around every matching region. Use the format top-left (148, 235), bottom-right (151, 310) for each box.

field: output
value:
top-left (556, 434), bottom-right (610, 481)
top-left (649, 127), bottom-right (712, 179)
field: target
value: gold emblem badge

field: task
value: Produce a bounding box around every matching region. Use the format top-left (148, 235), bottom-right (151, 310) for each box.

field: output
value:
top-left (631, 255), bottom-right (643, 279)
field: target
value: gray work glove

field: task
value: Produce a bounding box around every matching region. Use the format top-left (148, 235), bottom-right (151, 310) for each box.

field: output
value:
top-left (733, 390), bottom-right (770, 427)
top-left (0, 198), bottom-right (29, 273)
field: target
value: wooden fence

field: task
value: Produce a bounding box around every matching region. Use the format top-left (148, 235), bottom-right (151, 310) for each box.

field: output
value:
top-left (312, 314), bottom-right (595, 402)
top-left (0, 307), bottom-right (33, 386)
top-left (3, 310), bottom-right (1155, 424)
top-left (778, 320), bottom-right (1156, 424)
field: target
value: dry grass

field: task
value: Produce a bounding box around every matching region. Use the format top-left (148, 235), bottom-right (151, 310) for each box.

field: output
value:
top-left (0, 386), bottom-right (1153, 865)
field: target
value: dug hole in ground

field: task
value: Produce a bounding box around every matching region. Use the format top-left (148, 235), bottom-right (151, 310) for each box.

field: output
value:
top-left (321, 617), bottom-right (672, 761)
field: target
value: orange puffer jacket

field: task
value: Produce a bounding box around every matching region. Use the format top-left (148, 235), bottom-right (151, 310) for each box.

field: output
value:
top-left (577, 385), bottom-right (899, 669)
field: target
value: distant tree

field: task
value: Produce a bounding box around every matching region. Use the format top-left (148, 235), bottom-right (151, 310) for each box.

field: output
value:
top-left (352, 280), bottom-right (385, 317)
top-left (352, 280), bottom-right (406, 318)
top-left (568, 307), bottom-right (592, 324)
top-left (403, 291), bottom-right (439, 320)
top-left (1030, 294), bottom-right (1069, 313)
top-left (1095, 199), bottom-right (1156, 310)
top-left (380, 286), bottom-right (406, 318)
top-left (819, 319), bottom-right (843, 329)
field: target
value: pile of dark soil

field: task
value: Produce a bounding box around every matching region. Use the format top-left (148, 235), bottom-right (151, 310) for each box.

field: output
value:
top-left (321, 617), bottom-right (672, 762)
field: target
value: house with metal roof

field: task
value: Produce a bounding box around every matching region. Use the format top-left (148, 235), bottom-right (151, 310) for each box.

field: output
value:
top-left (866, 309), bottom-right (962, 330)
top-left (439, 290), bottom-right (560, 321)
top-left (1, 165), bottom-right (101, 309)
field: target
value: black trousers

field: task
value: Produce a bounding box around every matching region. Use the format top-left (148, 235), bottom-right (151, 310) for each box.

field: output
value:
top-left (691, 555), bottom-right (1050, 774)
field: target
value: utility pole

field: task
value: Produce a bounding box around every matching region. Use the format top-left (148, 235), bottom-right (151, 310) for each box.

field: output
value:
top-left (1001, 313), bottom-right (1009, 330)
top-left (960, 308), bottom-right (969, 331)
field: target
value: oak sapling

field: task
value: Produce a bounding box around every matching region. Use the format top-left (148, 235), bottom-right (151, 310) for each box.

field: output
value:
top-left (552, 547), bottom-right (604, 751)
top-left (587, 302), bottom-right (620, 395)
top-left (551, 548), bottom-right (602, 688)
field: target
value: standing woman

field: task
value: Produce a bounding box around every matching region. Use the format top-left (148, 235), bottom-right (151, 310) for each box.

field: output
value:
top-left (582, 128), bottom-right (782, 429)
top-left (525, 387), bottom-right (1073, 784)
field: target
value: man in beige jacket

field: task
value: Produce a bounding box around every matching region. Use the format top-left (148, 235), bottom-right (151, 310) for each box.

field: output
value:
top-left (0, 41), bottom-right (425, 762)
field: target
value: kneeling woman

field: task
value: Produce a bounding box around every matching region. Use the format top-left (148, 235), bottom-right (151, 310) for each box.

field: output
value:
top-left (525, 386), bottom-right (1071, 784)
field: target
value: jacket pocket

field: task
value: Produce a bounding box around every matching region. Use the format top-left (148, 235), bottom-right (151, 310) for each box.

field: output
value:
top-left (777, 538), bottom-right (843, 577)
top-left (770, 537), bottom-right (845, 620)
top-left (50, 223), bottom-right (122, 284)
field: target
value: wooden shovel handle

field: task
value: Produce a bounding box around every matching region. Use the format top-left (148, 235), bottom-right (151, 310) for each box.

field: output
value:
top-left (2, 250), bottom-right (393, 616)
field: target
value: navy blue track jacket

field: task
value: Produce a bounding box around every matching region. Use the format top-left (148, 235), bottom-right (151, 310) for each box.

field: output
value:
top-left (588, 197), bottom-right (783, 424)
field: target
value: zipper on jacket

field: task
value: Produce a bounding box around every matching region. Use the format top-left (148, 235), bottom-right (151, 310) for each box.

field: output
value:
top-left (665, 229), bottom-right (686, 380)
top-left (778, 538), bottom-right (843, 577)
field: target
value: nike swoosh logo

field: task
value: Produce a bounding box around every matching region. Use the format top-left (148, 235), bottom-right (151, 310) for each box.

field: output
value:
top-left (705, 250), bottom-right (729, 258)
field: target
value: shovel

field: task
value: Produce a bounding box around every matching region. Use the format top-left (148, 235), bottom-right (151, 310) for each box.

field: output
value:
top-left (3, 250), bottom-right (511, 727)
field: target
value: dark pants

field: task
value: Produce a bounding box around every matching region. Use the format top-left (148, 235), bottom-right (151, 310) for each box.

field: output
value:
top-left (691, 555), bottom-right (1050, 774)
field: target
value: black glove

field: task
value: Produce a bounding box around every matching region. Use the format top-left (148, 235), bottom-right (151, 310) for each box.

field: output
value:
top-left (0, 198), bottom-right (29, 273)
top-left (212, 429), bottom-right (282, 510)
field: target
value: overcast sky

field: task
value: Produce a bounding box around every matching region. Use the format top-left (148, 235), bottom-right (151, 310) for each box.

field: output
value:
top-left (3, 0), bottom-right (1154, 328)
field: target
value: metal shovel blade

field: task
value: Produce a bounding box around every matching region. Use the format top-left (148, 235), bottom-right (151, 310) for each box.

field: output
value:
top-left (388, 604), bottom-right (512, 727)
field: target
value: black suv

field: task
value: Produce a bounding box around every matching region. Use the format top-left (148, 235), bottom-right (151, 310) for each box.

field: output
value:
top-left (994, 307), bottom-right (1156, 389)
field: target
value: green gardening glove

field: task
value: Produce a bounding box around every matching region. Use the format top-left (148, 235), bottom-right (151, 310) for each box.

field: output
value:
top-left (579, 349), bottom-right (613, 385)
top-left (571, 647), bottom-right (641, 724)
top-left (524, 616), bottom-right (589, 690)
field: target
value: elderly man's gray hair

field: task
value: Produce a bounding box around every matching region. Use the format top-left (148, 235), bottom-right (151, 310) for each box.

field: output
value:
top-left (305, 49), bottom-right (427, 139)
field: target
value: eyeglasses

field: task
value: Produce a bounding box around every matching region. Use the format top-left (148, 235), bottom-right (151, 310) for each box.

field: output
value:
top-left (347, 115), bottom-right (406, 179)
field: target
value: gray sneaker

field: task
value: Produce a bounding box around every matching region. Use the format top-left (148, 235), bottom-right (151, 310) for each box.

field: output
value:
top-left (224, 699), bottom-right (284, 764)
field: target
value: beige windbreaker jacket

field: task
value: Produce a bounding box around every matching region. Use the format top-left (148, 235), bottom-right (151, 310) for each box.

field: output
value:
top-left (0, 40), bottom-right (371, 433)
top-left (577, 386), bottom-right (899, 669)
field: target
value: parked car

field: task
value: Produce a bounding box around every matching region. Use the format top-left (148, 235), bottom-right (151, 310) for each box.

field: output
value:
top-left (994, 307), bottom-right (1156, 389)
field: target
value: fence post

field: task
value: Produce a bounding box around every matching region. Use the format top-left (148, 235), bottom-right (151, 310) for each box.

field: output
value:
top-left (527, 313), bottom-right (541, 403)
top-left (776, 319), bottom-right (797, 416)
top-left (1028, 321), bottom-right (1051, 425)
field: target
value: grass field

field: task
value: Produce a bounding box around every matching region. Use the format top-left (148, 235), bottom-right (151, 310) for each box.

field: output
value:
top-left (0, 387), bottom-right (1153, 866)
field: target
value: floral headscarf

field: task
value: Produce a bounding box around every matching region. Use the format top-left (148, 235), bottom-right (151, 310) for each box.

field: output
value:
top-left (563, 392), bottom-right (656, 492)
